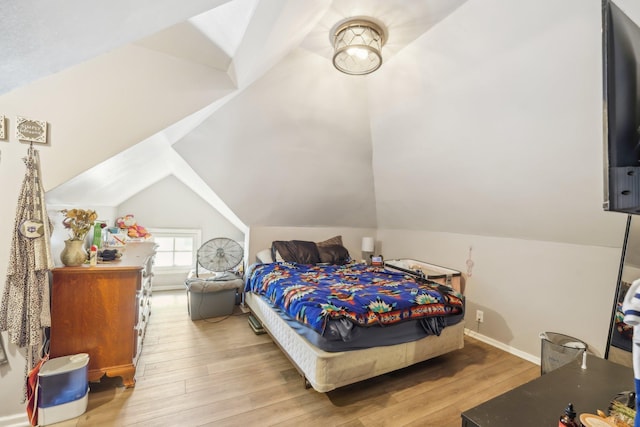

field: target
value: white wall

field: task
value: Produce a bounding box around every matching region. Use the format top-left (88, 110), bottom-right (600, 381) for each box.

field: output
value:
top-left (369, 0), bottom-right (625, 247)
top-left (117, 174), bottom-right (243, 242)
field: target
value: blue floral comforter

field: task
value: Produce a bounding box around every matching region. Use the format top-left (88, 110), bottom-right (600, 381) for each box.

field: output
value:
top-left (245, 262), bottom-right (464, 335)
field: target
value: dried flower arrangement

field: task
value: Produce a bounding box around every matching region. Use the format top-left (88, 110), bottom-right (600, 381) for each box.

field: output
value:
top-left (589, 399), bottom-right (637, 427)
top-left (61, 209), bottom-right (98, 241)
top-left (607, 400), bottom-right (635, 427)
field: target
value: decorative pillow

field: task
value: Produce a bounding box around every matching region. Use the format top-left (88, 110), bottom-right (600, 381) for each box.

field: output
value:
top-left (316, 235), bottom-right (343, 248)
top-left (318, 244), bottom-right (351, 265)
top-left (255, 248), bottom-right (273, 263)
top-left (271, 240), bottom-right (321, 264)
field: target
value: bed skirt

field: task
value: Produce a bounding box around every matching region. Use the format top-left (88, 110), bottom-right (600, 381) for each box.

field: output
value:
top-left (244, 292), bottom-right (465, 392)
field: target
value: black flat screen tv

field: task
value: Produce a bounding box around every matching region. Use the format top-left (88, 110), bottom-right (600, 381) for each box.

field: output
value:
top-left (603, 0), bottom-right (640, 214)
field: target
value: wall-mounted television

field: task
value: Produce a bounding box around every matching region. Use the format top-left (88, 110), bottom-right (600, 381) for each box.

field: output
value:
top-left (603, 0), bottom-right (640, 214)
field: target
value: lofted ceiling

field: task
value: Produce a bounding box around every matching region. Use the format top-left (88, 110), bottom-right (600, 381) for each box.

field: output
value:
top-left (32, 0), bottom-right (468, 229)
top-left (3, 0), bottom-right (633, 246)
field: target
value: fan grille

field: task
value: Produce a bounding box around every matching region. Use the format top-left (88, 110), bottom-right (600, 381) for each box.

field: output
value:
top-left (197, 237), bottom-right (243, 273)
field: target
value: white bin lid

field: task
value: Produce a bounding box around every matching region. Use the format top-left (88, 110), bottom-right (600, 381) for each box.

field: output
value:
top-left (39, 353), bottom-right (89, 377)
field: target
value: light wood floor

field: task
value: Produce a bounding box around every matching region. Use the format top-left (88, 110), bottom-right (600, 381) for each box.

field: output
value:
top-left (52, 290), bottom-right (539, 427)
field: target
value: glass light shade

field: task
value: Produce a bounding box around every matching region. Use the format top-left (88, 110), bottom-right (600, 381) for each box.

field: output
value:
top-left (332, 19), bottom-right (386, 75)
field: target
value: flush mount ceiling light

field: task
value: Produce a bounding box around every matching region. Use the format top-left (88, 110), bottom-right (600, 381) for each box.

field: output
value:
top-left (332, 18), bottom-right (387, 75)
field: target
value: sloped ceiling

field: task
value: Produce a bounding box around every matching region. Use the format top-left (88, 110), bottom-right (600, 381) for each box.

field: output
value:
top-left (22, 0), bottom-right (468, 229)
top-left (0, 0), bottom-right (233, 95)
top-left (173, 48), bottom-right (377, 227)
top-left (4, 0), bottom-right (634, 246)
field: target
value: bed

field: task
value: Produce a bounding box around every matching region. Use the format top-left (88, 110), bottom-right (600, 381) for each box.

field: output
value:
top-left (244, 237), bottom-right (466, 392)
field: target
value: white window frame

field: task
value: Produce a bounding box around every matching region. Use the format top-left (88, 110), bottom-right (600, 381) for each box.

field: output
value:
top-left (147, 228), bottom-right (201, 274)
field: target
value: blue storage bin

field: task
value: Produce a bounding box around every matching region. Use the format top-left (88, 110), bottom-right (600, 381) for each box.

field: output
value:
top-left (38, 353), bottom-right (89, 408)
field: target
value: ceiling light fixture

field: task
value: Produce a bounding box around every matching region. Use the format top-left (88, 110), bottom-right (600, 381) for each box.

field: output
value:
top-left (332, 18), bottom-right (387, 75)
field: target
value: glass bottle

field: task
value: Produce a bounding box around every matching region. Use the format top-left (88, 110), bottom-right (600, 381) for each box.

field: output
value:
top-left (559, 403), bottom-right (579, 427)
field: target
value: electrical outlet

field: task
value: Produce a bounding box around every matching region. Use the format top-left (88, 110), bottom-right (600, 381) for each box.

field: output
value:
top-left (475, 310), bottom-right (484, 323)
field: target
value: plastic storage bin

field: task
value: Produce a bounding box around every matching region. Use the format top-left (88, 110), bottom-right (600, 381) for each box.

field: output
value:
top-left (540, 332), bottom-right (587, 375)
top-left (185, 276), bottom-right (243, 320)
top-left (38, 353), bottom-right (89, 426)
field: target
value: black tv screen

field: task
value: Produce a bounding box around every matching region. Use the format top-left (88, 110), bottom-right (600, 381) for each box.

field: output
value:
top-left (603, 0), bottom-right (640, 213)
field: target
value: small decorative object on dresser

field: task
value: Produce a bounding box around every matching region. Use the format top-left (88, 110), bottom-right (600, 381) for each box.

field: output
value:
top-left (59, 239), bottom-right (87, 267)
top-left (59, 208), bottom-right (98, 267)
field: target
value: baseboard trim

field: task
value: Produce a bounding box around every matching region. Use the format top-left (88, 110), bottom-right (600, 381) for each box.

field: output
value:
top-left (464, 328), bottom-right (541, 366)
top-left (0, 413), bottom-right (29, 427)
top-left (153, 284), bottom-right (184, 292)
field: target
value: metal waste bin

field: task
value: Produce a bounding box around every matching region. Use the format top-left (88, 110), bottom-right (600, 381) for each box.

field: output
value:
top-left (540, 332), bottom-right (587, 375)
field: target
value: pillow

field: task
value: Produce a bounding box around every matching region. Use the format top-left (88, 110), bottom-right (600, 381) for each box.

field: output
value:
top-left (316, 235), bottom-right (343, 248)
top-left (318, 244), bottom-right (351, 265)
top-left (271, 240), bottom-right (321, 264)
top-left (255, 248), bottom-right (274, 263)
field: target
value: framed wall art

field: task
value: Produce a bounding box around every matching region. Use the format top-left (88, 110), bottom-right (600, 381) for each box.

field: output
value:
top-left (16, 116), bottom-right (47, 144)
top-left (0, 116), bottom-right (7, 139)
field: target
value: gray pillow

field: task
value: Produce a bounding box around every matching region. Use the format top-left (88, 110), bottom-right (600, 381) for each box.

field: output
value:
top-left (318, 244), bottom-right (350, 265)
top-left (271, 240), bottom-right (321, 264)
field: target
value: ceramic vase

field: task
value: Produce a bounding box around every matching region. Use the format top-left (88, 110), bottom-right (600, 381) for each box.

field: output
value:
top-left (60, 239), bottom-right (87, 267)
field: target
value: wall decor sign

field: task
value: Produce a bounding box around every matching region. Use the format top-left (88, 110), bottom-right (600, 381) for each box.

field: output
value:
top-left (0, 115), bottom-right (5, 139)
top-left (16, 116), bottom-right (47, 144)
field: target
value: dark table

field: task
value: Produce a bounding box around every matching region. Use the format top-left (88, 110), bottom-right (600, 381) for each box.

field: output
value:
top-left (461, 355), bottom-right (634, 426)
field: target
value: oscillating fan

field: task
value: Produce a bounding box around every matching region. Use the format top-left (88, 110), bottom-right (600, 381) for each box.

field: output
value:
top-left (195, 237), bottom-right (244, 279)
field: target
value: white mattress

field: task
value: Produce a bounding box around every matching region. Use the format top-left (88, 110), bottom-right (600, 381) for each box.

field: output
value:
top-left (245, 292), bottom-right (465, 392)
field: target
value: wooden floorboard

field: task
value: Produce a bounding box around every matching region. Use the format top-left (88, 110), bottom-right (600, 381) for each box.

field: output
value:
top-left (49, 290), bottom-right (538, 427)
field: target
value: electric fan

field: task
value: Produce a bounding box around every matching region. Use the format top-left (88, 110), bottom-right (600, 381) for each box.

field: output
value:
top-left (195, 237), bottom-right (244, 279)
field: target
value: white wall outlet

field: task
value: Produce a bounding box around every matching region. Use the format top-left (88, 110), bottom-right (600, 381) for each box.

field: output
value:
top-left (475, 310), bottom-right (484, 323)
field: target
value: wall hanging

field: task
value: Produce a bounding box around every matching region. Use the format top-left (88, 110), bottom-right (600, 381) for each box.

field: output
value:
top-left (16, 116), bottom-right (47, 145)
top-left (0, 115), bottom-right (5, 139)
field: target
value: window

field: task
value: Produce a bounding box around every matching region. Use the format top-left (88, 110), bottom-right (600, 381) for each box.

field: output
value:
top-left (147, 228), bottom-right (201, 271)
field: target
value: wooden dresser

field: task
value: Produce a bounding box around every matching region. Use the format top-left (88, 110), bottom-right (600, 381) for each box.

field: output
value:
top-left (50, 242), bottom-right (155, 387)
